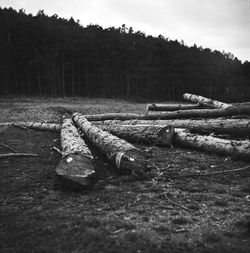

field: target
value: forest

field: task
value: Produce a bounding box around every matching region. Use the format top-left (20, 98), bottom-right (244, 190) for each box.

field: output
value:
top-left (0, 7), bottom-right (249, 101)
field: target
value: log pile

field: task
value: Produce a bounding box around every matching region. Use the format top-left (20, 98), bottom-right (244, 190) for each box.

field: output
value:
top-left (1, 92), bottom-right (249, 189)
top-left (84, 93), bottom-right (250, 162)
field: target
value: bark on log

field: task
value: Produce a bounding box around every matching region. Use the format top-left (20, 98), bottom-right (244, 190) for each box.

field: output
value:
top-left (97, 124), bottom-right (250, 161)
top-left (100, 124), bottom-right (175, 146)
top-left (72, 113), bottom-right (147, 176)
top-left (146, 103), bottom-right (201, 111)
top-left (56, 118), bottom-right (95, 189)
top-left (0, 153), bottom-right (38, 159)
top-left (0, 121), bottom-right (61, 132)
top-left (85, 106), bottom-right (250, 121)
top-left (183, 93), bottom-right (232, 109)
top-left (93, 118), bottom-right (250, 137)
top-left (174, 129), bottom-right (250, 161)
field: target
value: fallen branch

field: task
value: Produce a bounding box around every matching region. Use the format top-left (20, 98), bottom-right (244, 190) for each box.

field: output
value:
top-left (52, 146), bottom-right (62, 155)
top-left (164, 192), bottom-right (192, 212)
top-left (176, 166), bottom-right (250, 178)
top-left (16, 125), bottom-right (28, 130)
top-left (0, 153), bottom-right (38, 159)
top-left (1, 144), bottom-right (17, 152)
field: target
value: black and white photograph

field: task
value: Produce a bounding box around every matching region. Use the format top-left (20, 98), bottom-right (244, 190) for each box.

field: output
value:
top-left (0, 0), bottom-right (250, 252)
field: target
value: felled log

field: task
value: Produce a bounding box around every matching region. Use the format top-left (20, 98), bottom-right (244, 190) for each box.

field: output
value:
top-left (72, 113), bottom-right (147, 176)
top-left (183, 93), bottom-right (232, 109)
top-left (85, 106), bottom-right (250, 121)
top-left (146, 103), bottom-right (201, 111)
top-left (97, 124), bottom-right (250, 161)
top-left (174, 129), bottom-right (250, 161)
top-left (100, 124), bottom-right (175, 146)
top-left (94, 118), bottom-right (250, 137)
top-left (56, 118), bottom-right (95, 189)
top-left (0, 121), bottom-right (61, 132)
top-left (0, 153), bottom-right (38, 159)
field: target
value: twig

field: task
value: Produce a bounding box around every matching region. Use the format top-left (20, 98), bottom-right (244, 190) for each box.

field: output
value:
top-left (164, 193), bottom-right (192, 212)
top-left (0, 153), bottom-right (38, 159)
top-left (1, 144), bottom-right (17, 152)
top-left (176, 166), bottom-right (250, 178)
top-left (52, 146), bottom-right (62, 155)
top-left (15, 125), bottom-right (28, 130)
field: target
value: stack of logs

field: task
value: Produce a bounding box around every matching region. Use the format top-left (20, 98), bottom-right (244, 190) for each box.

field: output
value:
top-left (1, 93), bottom-right (250, 189)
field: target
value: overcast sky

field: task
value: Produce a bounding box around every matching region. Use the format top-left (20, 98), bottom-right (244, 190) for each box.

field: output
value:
top-left (1, 0), bottom-right (250, 62)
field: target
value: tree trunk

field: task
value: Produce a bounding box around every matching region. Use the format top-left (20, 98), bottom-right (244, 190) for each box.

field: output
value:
top-left (61, 56), bottom-right (66, 97)
top-left (37, 61), bottom-right (42, 96)
top-left (146, 103), bottom-right (201, 111)
top-left (56, 118), bottom-right (95, 189)
top-left (85, 106), bottom-right (250, 121)
top-left (183, 93), bottom-right (232, 109)
top-left (0, 121), bottom-right (61, 132)
top-left (100, 124), bottom-right (175, 146)
top-left (71, 62), bottom-right (75, 97)
top-left (97, 124), bottom-right (250, 161)
top-left (72, 113), bottom-right (147, 176)
top-left (93, 118), bottom-right (250, 137)
top-left (174, 129), bottom-right (250, 161)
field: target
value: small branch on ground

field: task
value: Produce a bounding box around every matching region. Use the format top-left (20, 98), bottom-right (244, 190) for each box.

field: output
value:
top-left (52, 146), bottom-right (62, 155)
top-left (1, 143), bottom-right (17, 153)
top-left (0, 153), bottom-right (38, 159)
top-left (164, 192), bottom-right (192, 212)
top-left (15, 125), bottom-right (28, 130)
top-left (176, 166), bottom-right (250, 178)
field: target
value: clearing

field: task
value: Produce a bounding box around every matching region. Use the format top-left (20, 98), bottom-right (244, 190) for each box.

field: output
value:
top-left (0, 97), bottom-right (250, 253)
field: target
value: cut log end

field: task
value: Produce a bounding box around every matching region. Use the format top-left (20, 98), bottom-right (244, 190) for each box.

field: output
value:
top-left (115, 149), bottom-right (148, 177)
top-left (56, 154), bottom-right (95, 189)
top-left (157, 126), bottom-right (175, 146)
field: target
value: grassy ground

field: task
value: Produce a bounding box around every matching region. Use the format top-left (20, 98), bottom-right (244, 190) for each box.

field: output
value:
top-left (0, 97), bottom-right (250, 253)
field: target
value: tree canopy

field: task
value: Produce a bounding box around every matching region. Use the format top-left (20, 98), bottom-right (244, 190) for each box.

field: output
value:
top-left (0, 7), bottom-right (249, 101)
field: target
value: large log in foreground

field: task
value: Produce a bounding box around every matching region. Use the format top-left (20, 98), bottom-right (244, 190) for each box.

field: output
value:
top-left (146, 103), bottom-right (201, 111)
top-left (98, 124), bottom-right (250, 161)
top-left (56, 118), bottom-right (95, 189)
top-left (94, 118), bottom-right (250, 137)
top-left (183, 93), bottom-right (232, 109)
top-left (85, 106), bottom-right (250, 121)
top-left (72, 113), bottom-right (147, 176)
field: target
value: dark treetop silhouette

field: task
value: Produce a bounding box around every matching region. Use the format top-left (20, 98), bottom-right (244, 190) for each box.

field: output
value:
top-left (0, 7), bottom-right (249, 101)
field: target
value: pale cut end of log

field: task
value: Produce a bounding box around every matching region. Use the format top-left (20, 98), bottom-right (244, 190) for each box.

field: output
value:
top-left (72, 112), bottom-right (148, 177)
top-left (183, 93), bottom-right (232, 109)
top-left (157, 126), bottom-right (175, 147)
top-left (56, 118), bottom-right (95, 189)
top-left (56, 154), bottom-right (95, 189)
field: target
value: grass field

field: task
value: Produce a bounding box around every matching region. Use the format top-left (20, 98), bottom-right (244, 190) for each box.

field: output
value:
top-left (0, 97), bottom-right (250, 253)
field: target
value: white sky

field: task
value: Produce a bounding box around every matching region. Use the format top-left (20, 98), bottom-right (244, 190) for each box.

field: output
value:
top-left (1, 0), bottom-right (250, 62)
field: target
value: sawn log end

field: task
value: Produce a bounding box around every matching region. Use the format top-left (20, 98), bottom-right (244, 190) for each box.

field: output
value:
top-left (56, 154), bottom-right (95, 189)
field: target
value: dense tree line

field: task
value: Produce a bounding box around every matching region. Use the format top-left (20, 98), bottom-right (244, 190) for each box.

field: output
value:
top-left (0, 7), bottom-right (249, 101)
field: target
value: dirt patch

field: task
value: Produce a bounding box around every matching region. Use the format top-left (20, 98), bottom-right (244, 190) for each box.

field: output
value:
top-left (0, 98), bottom-right (250, 252)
